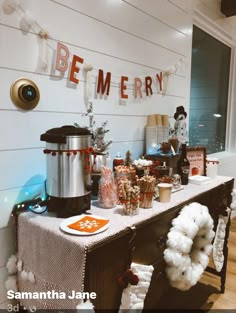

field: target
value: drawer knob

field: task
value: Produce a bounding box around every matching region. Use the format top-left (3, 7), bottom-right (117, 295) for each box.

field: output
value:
top-left (157, 236), bottom-right (166, 248)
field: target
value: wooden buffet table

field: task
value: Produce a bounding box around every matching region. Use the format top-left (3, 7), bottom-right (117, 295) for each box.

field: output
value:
top-left (17, 176), bottom-right (234, 310)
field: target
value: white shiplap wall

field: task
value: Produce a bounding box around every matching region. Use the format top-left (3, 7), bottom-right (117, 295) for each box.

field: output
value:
top-left (0, 0), bottom-right (193, 306)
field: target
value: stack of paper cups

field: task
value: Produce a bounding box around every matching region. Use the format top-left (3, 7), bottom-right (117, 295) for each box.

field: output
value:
top-left (146, 115), bottom-right (158, 154)
top-left (146, 126), bottom-right (158, 155)
top-left (162, 115), bottom-right (169, 142)
top-left (155, 114), bottom-right (163, 145)
top-left (206, 157), bottom-right (219, 178)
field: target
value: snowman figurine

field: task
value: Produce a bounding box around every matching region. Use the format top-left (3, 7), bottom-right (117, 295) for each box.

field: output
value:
top-left (174, 106), bottom-right (188, 144)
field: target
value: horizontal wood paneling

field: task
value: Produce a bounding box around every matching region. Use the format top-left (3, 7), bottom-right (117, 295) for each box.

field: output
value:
top-left (0, 67), bottom-right (187, 115)
top-left (124, 0), bottom-right (190, 34)
top-left (169, 0), bottom-right (189, 13)
top-left (0, 149), bottom-right (45, 191)
top-left (0, 111), bottom-right (146, 150)
top-left (0, 7), bottom-right (188, 73)
top-left (51, 0), bottom-right (189, 56)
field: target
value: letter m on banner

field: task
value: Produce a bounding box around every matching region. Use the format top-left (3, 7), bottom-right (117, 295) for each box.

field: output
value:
top-left (97, 69), bottom-right (111, 96)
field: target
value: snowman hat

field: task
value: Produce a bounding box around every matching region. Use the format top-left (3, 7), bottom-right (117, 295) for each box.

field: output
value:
top-left (174, 106), bottom-right (187, 120)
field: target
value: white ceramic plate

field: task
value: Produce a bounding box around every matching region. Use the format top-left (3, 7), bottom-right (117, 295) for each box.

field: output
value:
top-left (59, 214), bottom-right (109, 236)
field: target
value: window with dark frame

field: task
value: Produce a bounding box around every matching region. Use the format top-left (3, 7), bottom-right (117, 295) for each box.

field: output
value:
top-left (189, 25), bottom-right (231, 154)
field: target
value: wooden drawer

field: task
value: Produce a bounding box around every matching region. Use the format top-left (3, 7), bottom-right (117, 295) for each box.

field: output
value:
top-left (133, 207), bottom-right (180, 264)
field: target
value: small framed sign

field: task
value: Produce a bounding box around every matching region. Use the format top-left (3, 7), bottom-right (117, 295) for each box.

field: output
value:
top-left (186, 146), bottom-right (206, 176)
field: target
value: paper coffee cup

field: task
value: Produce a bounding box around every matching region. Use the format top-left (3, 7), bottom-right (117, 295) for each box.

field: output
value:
top-left (161, 115), bottom-right (169, 126)
top-left (155, 114), bottom-right (162, 126)
top-left (147, 114), bottom-right (156, 126)
top-left (158, 183), bottom-right (172, 203)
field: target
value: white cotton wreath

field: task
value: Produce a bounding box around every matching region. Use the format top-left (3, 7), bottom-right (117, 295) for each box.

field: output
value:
top-left (164, 202), bottom-right (215, 291)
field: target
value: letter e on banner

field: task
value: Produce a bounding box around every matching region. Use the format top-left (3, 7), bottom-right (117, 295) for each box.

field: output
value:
top-left (69, 55), bottom-right (84, 84)
top-left (134, 78), bottom-right (142, 98)
top-left (121, 76), bottom-right (128, 99)
top-left (55, 42), bottom-right (70, 72)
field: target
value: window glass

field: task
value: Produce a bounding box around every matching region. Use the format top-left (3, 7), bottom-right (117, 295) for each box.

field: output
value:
top-left (189, 26), bottom-right (231, 154)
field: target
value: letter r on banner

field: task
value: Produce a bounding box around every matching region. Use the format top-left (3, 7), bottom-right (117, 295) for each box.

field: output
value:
top-left (55, 42), bottom-right (70, 72)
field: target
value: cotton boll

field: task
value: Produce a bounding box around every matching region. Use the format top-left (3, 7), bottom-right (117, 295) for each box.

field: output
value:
top-left (2, 0), bottom-right (19, 14)
top-left (196, 228), bottom-right (214, 242)
top-left (16, 260), bottom-right (23, 272)
top-left (172, 216), bottom-right (198, 239)
top-left (20, 11), bottom-right (35, 32)
top-left (76, 300), bottom-right (95, 311)
top-left (204, 243), bottom-right (213, 255)
top-left (191, 250), bottom-right (209, 269)
top-left (193, 235), bottom-right (210, 250)
top-left (28, 272), bottom-right (35, 284)
top-left (230, 202), bottom-right (236, 210)
top-left (167, 230), bottom-right (193, 254)
top-left (5, 275), bottom-right (18, 292)
top-left (190, 263), bottom-right (204, 285)
top-left (171, 279), bottom-right (191, 291)
top-left (6, 255), bottom-right (18, 274)
top-left (166, 265), bottom-right (183, 282)
top-left (231, 189), bottom-right (236, 196)
top-left (21, 270), bottom-right (28, 281)
top-left (164, 249), bottom-right (190, 268)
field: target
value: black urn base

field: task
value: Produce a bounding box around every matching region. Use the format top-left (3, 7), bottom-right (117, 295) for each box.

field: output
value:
top-left (47, 192), bottom-right (91, 218)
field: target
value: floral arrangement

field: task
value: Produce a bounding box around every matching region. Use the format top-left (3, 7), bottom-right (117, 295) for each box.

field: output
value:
top-left (75, 101), bottom-right (112, 154)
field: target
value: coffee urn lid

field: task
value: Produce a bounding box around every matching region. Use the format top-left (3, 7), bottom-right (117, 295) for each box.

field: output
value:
top-left (40, 125), bottom-right (91, 144)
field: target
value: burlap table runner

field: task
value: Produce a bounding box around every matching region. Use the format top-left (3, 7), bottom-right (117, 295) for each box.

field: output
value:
top-left (17, 176), bottom-right (232, 309)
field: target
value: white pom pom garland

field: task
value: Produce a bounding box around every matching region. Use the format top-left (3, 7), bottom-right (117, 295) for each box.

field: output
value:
top-left (21, 270), bottom-right (28, 281)
top-left (5, 275), bottom-right (18, 292)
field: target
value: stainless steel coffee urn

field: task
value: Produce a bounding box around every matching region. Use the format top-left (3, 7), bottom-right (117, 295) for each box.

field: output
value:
top-left (40, 125), bottom-right (92, 217)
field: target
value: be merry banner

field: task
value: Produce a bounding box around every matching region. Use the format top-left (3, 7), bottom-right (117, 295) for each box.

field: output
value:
top-left (55, 42), bottom-right (164, 100)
